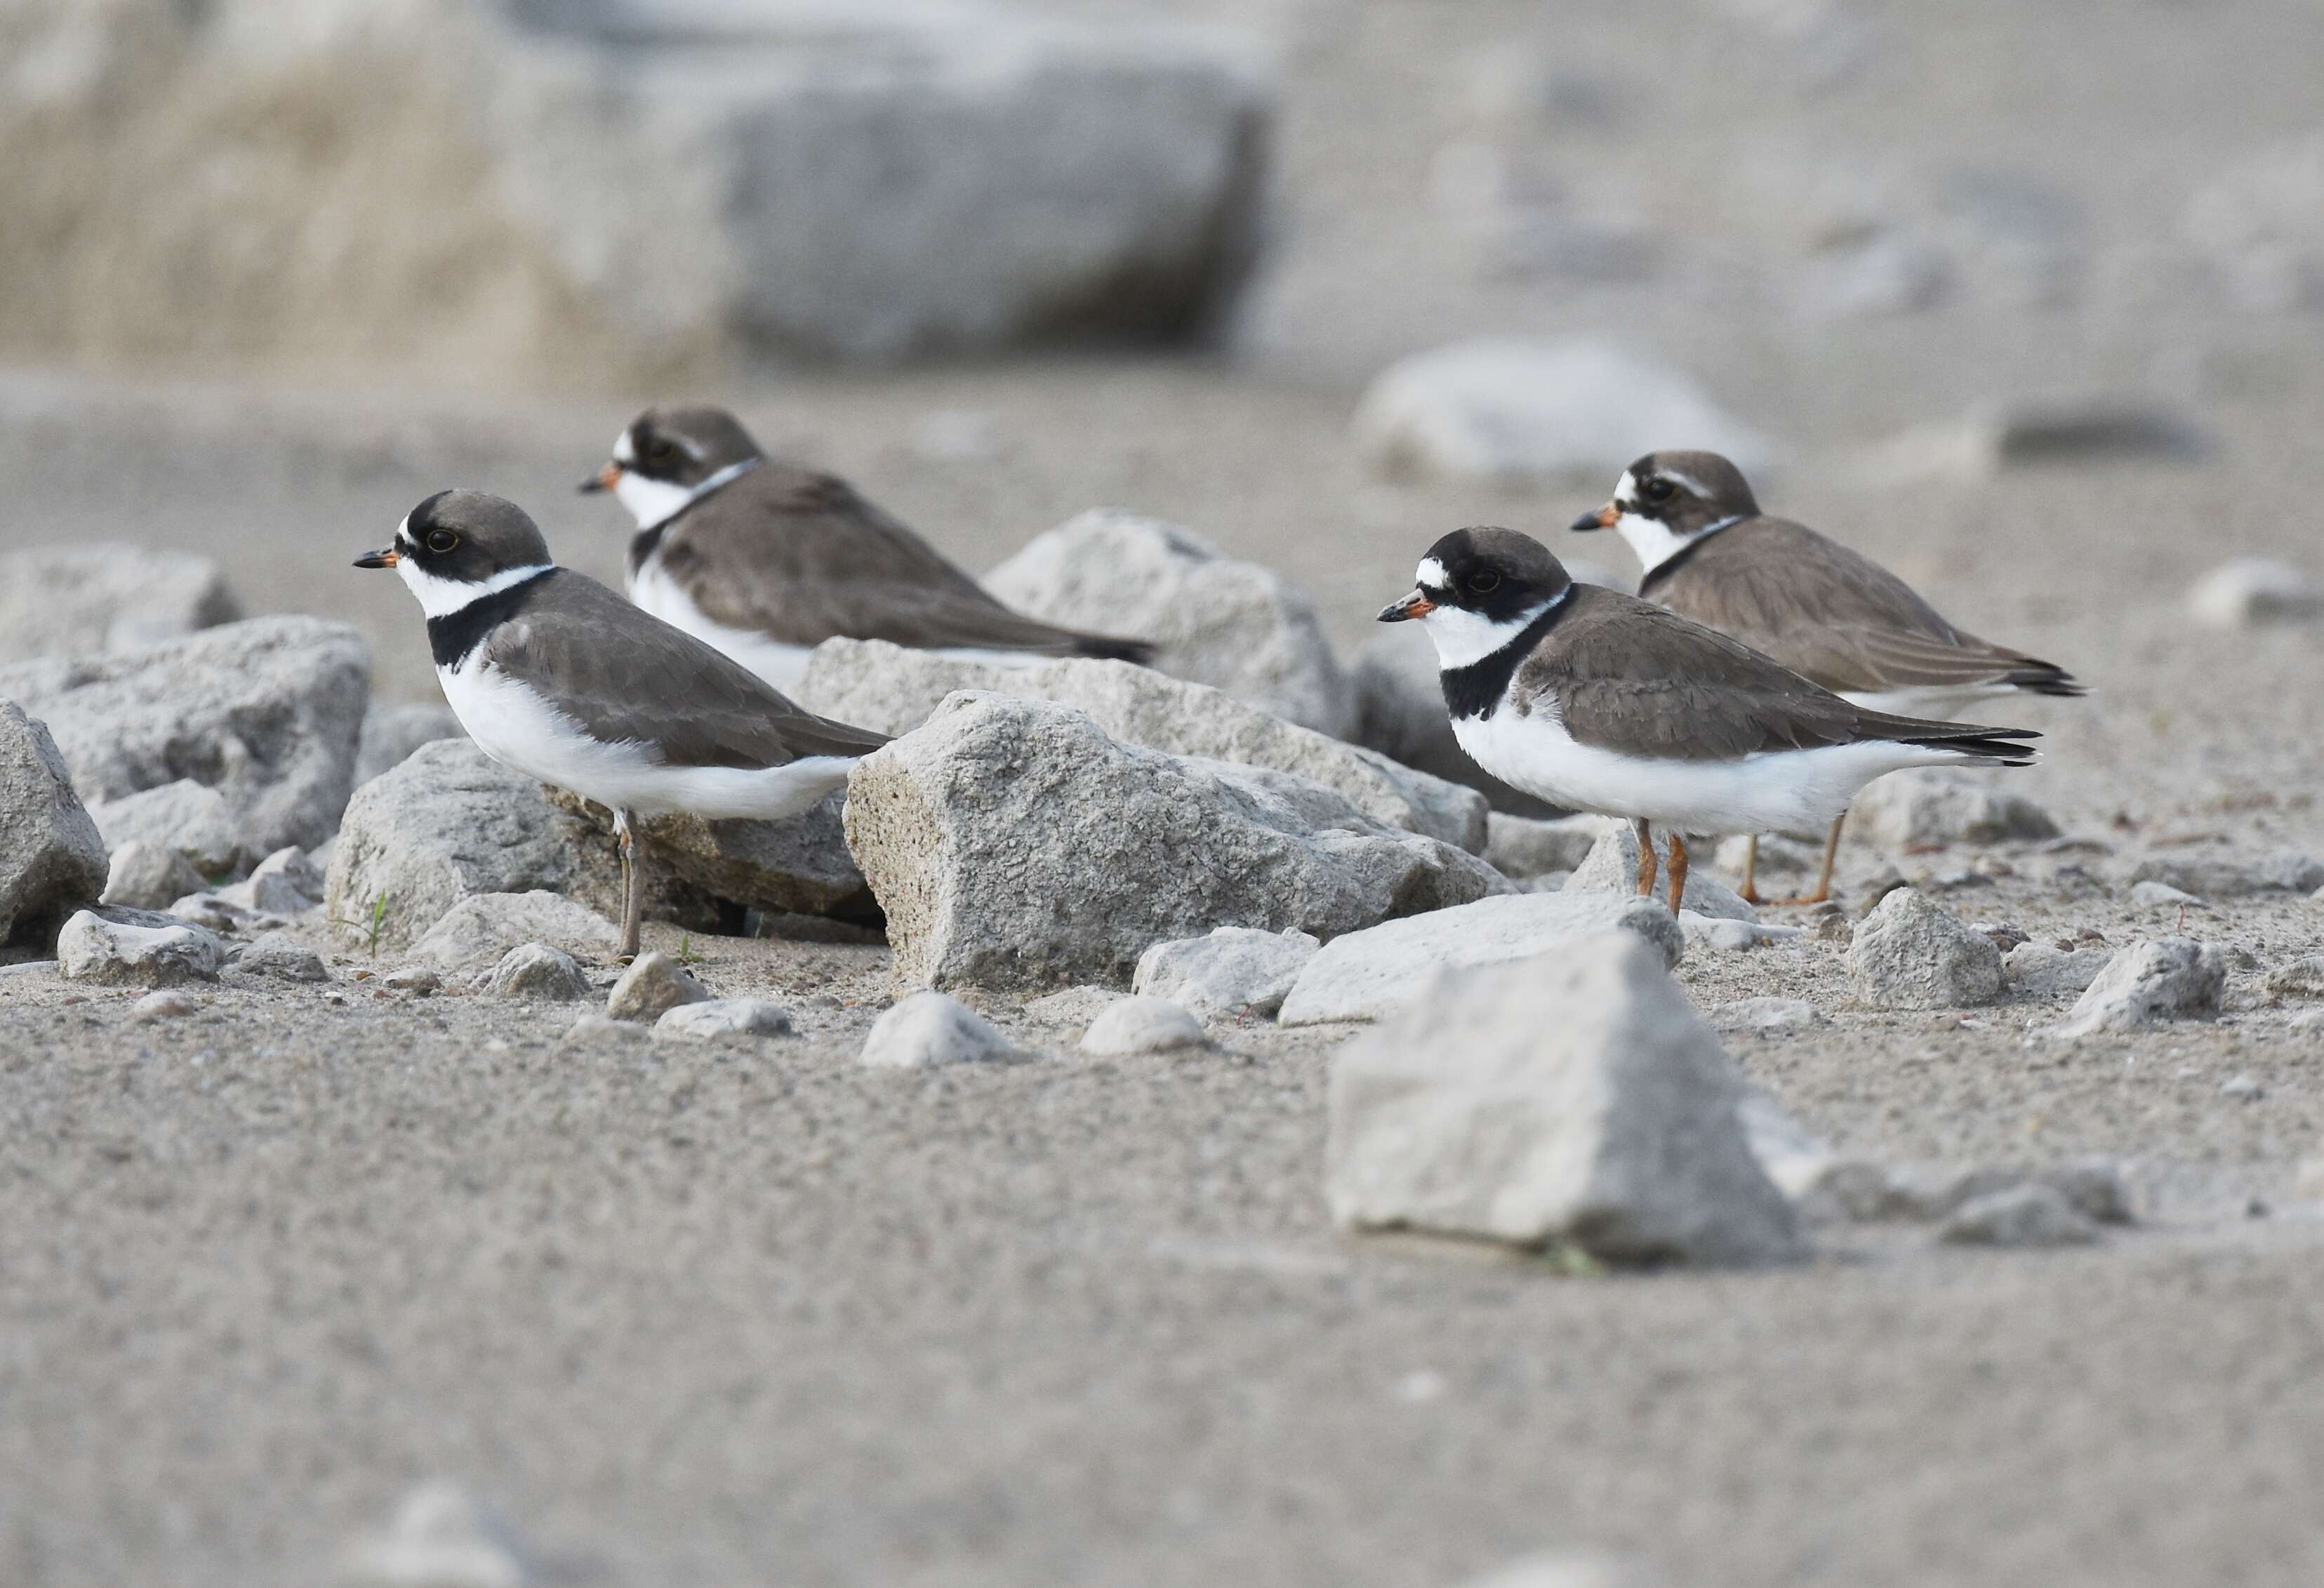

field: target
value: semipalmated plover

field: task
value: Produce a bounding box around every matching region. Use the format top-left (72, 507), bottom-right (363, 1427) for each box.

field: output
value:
top-left (356, 491), bottom-right (889, 960)
top-left (581, 404), bottom-right (1150, 692)
top-left (1572, 450), bottom-right (2084, 902)
top-left (1379, 528), bottom-right (2038, 913)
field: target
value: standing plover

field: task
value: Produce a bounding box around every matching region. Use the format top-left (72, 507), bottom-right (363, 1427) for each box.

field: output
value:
top-left (357, 490), bottom-right (888, 960)
top-left (581, 404), bottom-right (1150, 693)
top-left (1379, 528), bottom-right (2038, 913)
top-left (1573, 451), bottom-right (2083, 902)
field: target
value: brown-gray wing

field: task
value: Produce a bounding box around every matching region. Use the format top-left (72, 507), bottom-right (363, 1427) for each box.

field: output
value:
top-left (1520, 588), bottom-right (1880, 762)
top-left (1666, 520), bottom-right (2066, 694)
top-left (669, 467), bottom-right (1148, 659)
top-left (485, 572), bottom-right (889, 770)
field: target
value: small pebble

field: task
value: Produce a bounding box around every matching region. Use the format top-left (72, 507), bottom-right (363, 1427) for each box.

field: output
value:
top-left (2219, 1074), bottom-right (2265, 1101)
top-left (130, 990), bottom-right (200, 1023)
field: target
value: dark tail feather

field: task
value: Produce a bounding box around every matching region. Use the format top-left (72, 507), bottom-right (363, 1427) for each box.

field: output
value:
top-left (1900, 726), bottom-right (2041, 767)
top-left (1072, 633), bottom-right (1155, 666)
top-left (2003, 657), bottom-right (2088, 698)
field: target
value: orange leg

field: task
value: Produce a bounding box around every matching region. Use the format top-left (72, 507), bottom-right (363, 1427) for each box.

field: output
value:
top-left (1666, 833), bottom-right (1689, 915)
top-left (1737, 834), bottom-right (1762, 906)
top-left (1782, 814), bottom-right (1845, 907)
top-left (1632, 817), bottom-right (1657, 899)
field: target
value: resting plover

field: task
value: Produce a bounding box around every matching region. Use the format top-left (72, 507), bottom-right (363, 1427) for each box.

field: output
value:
top-left (357, 490), bottom-right (888, 961)
top-left (1573, 451), bottom-right (2084, 903)
top-left (580, 404), bottom-right (1150, 692)
top-left (1380, 528), bottom-right (2038, 913)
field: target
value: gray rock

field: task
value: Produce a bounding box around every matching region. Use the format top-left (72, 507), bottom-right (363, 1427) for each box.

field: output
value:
top-left (2004, 941), bottom-right (2115, 996)
top-left (2126, 847), bottom-right (2324, 898)
top-left (547, 786), bottom-right (874, 922)
top-left (2129, 879), bottom-right (2204, 910)
top-left (0, 543), bottom-right (239, 664)
top-left (1277, 892), bottom-right (1684, 1027)
top-left (380, 966), bottom-right (441, 995)
top-left (860, 991), bottom-right (1025, 1068)
top-left (1939, 1184), bottom-right (2100, 1248)
top-left (983, 510), bottom-right (1354, 737)
top-left (1131, 926), bottom-right (1319, 1023)
top-left (1847, 887), bottom-right (2004, 1010)
top-left (2219, 1073), bottom-right (2265, 1101)
top-left (2264, 955), bottom-right (2324, 1000)
top-left (129, 989), bottom-right (201, 1024)
top-left (228, 931), bottom-right (328, 983)
top-left (168, 892), bottom-right (282, 937)
top-left (490, 4), bottom-right (1270, 361)
top-left (413, 892), bottom-right (621, 970)
top-left (1864, 400), bottom-right (2208, 483)
top-left (55, 907), bottom-right (223, 987)
top-left (486, 942), bottom-right (593, 1002)
top-left (1327, 930), bottom-right (1802, 1266)
top-left (654, 998), bottom-right (795, 1041)
top-left (100, 840), bottom-right (205, 913)
top-left (0, 703), bottom-right (109, 947)
top-left (1080, 995), bottom-right (1207, 1056)
top-left (343, 1476), bottom-right (544, 1588)
top-left (0, 616), bottom-right (369, 856)
top-left (1454, 1550), bottom-right (1656, 1588)
top-left (85, 779), bottom-right (248, 876)
top-left (325, 741), bottom-right (668, 954)
top-left (604, 951), bottom-right (711, 1023)
top-left (1484, 812), bottom-right (1614, 879)
top-left (1347, 623), bottom-right (1567, 818)
top-left (1350, 337), bottom-right (1777, 487)
top-left (2189, 557), bottom-right (2323, 630)
top-left (2057, 938), bottom-right (2226, 1037)
top-left (220, 847), bottom-right (324, 915)
top-left (1705, 997), bottom-right (1826, 1034)
top-left (1796, 227), bottom-right (1949, 319)
top-left (798, 638), bottom-right (1485, 850)
top-left (843, 694), bottom-right (1507, 993)
top-left (353, 702), bottom-right (466, 787)
top-left (1565, 826), bottom-right (1756, 921)
top-left (1848, 769), bottom-right (2059, 849)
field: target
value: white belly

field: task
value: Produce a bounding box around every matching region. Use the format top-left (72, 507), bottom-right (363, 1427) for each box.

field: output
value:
top-left (1452, 702), bottom-right (1979, 835)
top-left (439, 659), bottom-right (856, 822)
top-left (629, 557), bottom-right (816, 696)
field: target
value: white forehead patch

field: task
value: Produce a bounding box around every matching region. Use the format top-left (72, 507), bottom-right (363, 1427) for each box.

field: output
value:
top-left (394, 512), bottom-right (411, 546)
top-left (1415, 555), bottom-right (1449, 591)
top-left (612, 427), bottom-right (635, 464)
top-left (1613, 470), bottom-right (1638, 508)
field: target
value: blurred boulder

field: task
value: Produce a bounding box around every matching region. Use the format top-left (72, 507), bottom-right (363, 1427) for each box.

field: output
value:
top-left (0, 703), bottom-right (110, 948)
top-left (1862, 398), bottom-right (2210, 484)
top-left (354, 702), bottom-right (466, 788)
top-left (0, 0), bottom-right (1272, 374)
top-left (2189, 557), bottom-right (2323, 630)
top-left (1351, 338), bottom-right (1777, 488)
top-left (0, 616), bottom-right (368, 858)
top-left (985, 510), bottom-right (1355, 737)
top-left (2184, 131), bottom-right (2324, 310)
top-left (0, 544), bottom-right (239, 664)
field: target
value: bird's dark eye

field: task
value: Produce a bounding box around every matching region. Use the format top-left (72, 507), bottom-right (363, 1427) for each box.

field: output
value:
top-left (1468, 570), bottom-right (1502, 594)
top-left (648, 438), bottom-right (675, 461)
top-left (425, 529), bottom-right (458, 555)
top-left (1642, 477), bottom-right (1675, 503)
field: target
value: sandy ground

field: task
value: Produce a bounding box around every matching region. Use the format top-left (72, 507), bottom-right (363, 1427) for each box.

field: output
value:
top-left (7, 0), bottom-right (2324, 1582)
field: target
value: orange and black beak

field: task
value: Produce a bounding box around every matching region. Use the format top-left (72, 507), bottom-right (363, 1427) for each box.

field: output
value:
top-left (578, 461), bottom-right (621, 494)
top-left (1569, 502), bottom-right (1619, 533)
top-left (352, 546), bottom-right (399, 569)
top-left (1376, 588), bottom-right (1435, 623)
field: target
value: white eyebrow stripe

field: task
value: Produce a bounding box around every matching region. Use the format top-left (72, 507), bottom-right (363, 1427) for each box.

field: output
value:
top-left (1661, 469), bottom-right (1711, 498)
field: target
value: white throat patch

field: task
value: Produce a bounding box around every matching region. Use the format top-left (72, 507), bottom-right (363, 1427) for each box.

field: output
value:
top-left (1419, 588), bottom-right (1568, 670)
top-left (612, 456), bottom-right (762, 531)
top-left (398, 556), bottom-right (555, 623)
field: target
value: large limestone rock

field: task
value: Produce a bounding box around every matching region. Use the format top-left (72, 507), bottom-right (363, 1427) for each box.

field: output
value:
top-left (797, 638), bottom-right (1485, 851)
top-left (842, 693), bottom-right (1508, 993)
top-left (1351, 338), bottom-right (1777, 487)
top-left (0, 0), bottom-right (1271, 377)
top-left (413, 892), bottom-right (622, 970)
top-left (1327, 932), bottom-right (1802, 1266)
top-left (1132, 925), bottom-right (1319, 1023)
top-left (353, 702), bottom-right (466, 788)
top-left (0, 616), bottom-right (368, 857)
top-left (0, 703), bottom-right (110, 948)
top-left (325, 741), bottom-right (663, 953)
top-left (983, 510), bottom-right (1355, 737)
top-left (0, 544), bottom-right (239, 663)
top-left (55, 906), bottom-right (224, 988)
top-left (2057, 939), bottom-right (2226, 1038)
top-left (1277, 891), bottom-right (1682, 1026)
top-left (85, 780), bottom-right (248, 875)
top-left (1848, 769), bottom-right (2059, 849)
